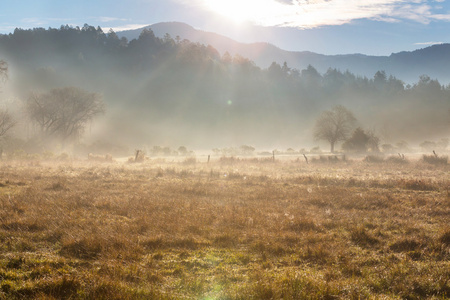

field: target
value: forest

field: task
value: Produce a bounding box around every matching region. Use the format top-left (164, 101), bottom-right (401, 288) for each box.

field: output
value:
top-left (0, 24), bottom-right (449, 153)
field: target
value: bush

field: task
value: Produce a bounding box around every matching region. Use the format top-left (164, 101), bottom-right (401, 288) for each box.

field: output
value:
top-left (389, 239), bottom-right (422, 252)
top-left (381, 144), bottom-right (395, 153)
top-left (88, 153), bottom-right (113, 162)
top-left (311, 155), bottom-right (344, 164)
top-left (351, 227), bottom-right (380, 247)
top-left (363, 155), bottom-right (384, 163)
top-left (422, 154), bottom-right (448, 165)
top-left (343, 127), bottom-right (380, 153)
top-left (439, 229), bottom-right (450, 246)
top-left (182, 157), bottom-right (197, 165)
top-left (386, 156), bottom-right (408, 164)
top-left (310, 146), bottom-right (322, 154)
top-left (60, 237), bottom-right (103, 259)
top-left (219, 156), bottom-right (239, 164)
top-left (57, 152), bottom-right (70, 161)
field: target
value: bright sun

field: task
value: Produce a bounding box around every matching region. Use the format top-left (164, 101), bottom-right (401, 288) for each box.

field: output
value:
top-left (202, 0), bottom-right (283, 25)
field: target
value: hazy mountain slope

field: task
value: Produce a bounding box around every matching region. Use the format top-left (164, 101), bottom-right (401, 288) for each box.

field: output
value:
top-left (0, 25), bottom-right (447, 150)
top-left (119, 22), bottom-right (450, 83)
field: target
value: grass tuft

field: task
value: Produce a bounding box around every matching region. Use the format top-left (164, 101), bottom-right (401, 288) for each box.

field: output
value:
top-left (60, 237), bottom-right (103, 259)
top-left (363, 155), bottom-right (384, 163)
top-left (288, 218), bottom-right (319, 232)
top-left (389, 238), bottom-right (422, 252)
top-left (350, 226), bottom-right (380, 248)
top-left (438, 229), bottom-right (450, 246)
top-left (386, 156), bottom-right (409, 164)
top-left (422, 154), bottom-right (448, 165)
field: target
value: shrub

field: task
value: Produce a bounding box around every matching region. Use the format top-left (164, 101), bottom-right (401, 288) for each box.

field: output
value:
top-left (219, 156), bottom-right (239, 164)
top-left (88, 153), bottom-right (113, 162)
top-left (311, 155), bottom-right (343, 164)
top-left (386, 156), bottom-right (408, 164)
top-left (182, 157), bottom-right (197, 165)
top-left (310, 146), bottom-right (322, 154)
top-left (37, 276), bottom-right (82, 299)
top-left (60, 237), bottom-right (103, 259)
top-left (288, 219), bottom-right (319, 232)
top-left (350, 227), bottom-right (380, 247)
top-left (343, 127), bottom-right (370, 152)
top-left (402, 179), bottom-right (436, 191)
top-left (381, 143), bottom-right (395, 153)
top-left (420, 141), bottom-right (437, 152)
top-left (438, 229), bottom-right (450, 246)
top-left (363, 155), bottom-right (384, 163)
top-left (57, 152), bottom-right (70, 161)
top-left (389, 239), bottom-right (422, 252)
top-left (422, 154), bottom-right (448, 165)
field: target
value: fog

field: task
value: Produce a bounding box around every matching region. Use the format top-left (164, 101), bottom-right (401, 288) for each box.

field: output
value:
top-left (0, 25), bottom-right (448, 157)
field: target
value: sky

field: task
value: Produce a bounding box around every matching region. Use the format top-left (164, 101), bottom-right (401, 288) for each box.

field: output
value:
top-left (1, 0), bottom-right (450, 55)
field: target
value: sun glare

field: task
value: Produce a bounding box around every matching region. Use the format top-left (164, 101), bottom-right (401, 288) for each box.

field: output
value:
top-left (202, 0), bottom-right (284, 25)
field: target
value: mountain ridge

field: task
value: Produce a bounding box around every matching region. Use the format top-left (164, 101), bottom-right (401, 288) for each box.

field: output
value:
top-left (118, 22), bottom-right (450, 83)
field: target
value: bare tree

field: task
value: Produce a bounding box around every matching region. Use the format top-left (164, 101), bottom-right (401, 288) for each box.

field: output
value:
top-left (0, 60), bottom-right (16, 159)
top-left (313, 105), bottom-right (357, 153)
top-left (0, 60), bottom-right (7, 84)
top-left (27, 87), bottom-right (105, 144)
top-left (0, 110), bottom-right (16, 138)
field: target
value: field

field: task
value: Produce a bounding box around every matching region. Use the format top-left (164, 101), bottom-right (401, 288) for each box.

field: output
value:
top-left (0, 156), bottom-right (449, 299)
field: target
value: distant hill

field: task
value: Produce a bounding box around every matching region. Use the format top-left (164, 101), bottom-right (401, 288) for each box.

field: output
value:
top-left (119, 22), bottom-right (450, 83)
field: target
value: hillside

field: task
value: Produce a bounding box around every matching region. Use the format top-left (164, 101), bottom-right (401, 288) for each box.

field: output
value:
top-left (0, 25), bottom-right (448, 152)
top-left (119, 22), bottom-right (450, 83)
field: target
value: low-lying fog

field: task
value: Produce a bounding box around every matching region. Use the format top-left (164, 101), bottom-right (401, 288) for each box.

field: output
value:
top-left (0, 26), bottom-right (448, 157)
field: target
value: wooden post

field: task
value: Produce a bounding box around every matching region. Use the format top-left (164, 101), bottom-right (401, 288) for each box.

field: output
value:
top-left (272, 151), bottom-right (275, 162)
top-left (303, 154), bottom-right (308, 164)
top-left (207, 155), bottom-right (210, 164)
top-left (135, 150), bottom-right (141, 162)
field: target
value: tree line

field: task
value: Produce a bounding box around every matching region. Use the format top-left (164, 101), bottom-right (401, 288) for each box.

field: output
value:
top-left (0, 25), bottom-right (449, 151)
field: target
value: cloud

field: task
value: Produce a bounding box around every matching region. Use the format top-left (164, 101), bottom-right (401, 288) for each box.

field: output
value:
top-left (0, 25), bottom-right (17, 33)
top-left (414, 41), bottom-right (443, 45)
top-left (109, 24), bottom-right (150, 32)
top-left (430, 13), bottom-right (450, 21)
top-left (97, 17), bottom-right (129, 23)
top-left (20, 18), bottom-right (55, 26)
top-left (182, 0), bottom-right (450, 28)
top-left (274, 0), bottom-right (294, 5)
top-left (19, 17), bottom-right (74, 28)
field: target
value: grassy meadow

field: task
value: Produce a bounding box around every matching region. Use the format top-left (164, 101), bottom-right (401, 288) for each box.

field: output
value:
top-left (0, 155), bottom-right (449, 299)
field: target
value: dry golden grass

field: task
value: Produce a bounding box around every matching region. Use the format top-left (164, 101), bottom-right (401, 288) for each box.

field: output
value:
top-left (0, 157), bottom-right (448, 299)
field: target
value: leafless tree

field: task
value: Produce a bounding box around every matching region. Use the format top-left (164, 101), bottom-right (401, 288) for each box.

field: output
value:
top-left (0, 110), bottom-right (16, 138)
top-left (0, 60), bottom-right (7, 83)
top-left (27, 87), bottom-right (105, 144)
top-left (0, 59), bottom-right (16, 160)
top-left (313, 105), bottom-right (357, 153)
top-left (0, 60), bottom-right (15, 139)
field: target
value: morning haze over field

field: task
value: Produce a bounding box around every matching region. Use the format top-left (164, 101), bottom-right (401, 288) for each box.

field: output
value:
top-left (0, 0), bottom-right (449, 152)
top-left (0, 1), bottom-right (449, 299)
